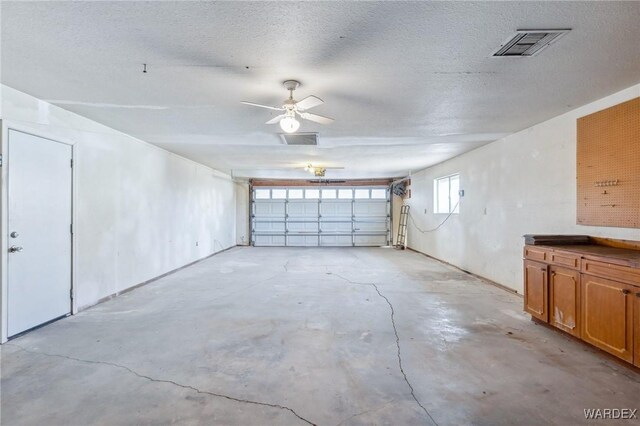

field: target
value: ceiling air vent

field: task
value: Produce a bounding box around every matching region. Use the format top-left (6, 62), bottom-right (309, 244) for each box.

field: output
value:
top-left (493, 29), bottom-right (570, 57)
top-left (280, 132), bottom-right (319, 146)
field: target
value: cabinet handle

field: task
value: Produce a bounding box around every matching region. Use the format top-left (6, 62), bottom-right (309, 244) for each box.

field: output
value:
top-left (621, 289), bottom-right (630, 295)
top-left (541, 268), bottom-right (546, 271)
top-left (636, 292), bottom-right (640, 298)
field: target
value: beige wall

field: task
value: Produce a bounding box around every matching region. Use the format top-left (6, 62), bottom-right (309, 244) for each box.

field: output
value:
top-left (407, 84), bottom-right (640, 293)
top-left (1, 86), bottom-right (238, 341)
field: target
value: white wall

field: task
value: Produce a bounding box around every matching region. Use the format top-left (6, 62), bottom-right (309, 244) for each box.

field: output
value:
top-left (235, 181), bottom-right (250, 245)
top-left (407, 83), bottom-right (640, 293)
top-left (1, 86), bottom-right (239, 339)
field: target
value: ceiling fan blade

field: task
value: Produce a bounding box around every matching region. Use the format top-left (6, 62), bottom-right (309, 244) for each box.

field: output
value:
top-left (299, 112), bottom-right (334, 125)
top-left (265, 114), bottom-right (286, 125)
top-left (241, 101), bottom-right (284, 111)
top-left (295, 95), bottom-right (324, 111)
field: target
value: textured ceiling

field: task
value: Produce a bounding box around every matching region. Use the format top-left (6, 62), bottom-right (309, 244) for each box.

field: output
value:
top-left (2, 1), bottom-right (639, 179)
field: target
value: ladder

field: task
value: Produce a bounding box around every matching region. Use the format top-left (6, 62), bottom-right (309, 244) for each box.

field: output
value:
top-left (395, 205), bottom-right (410, 249)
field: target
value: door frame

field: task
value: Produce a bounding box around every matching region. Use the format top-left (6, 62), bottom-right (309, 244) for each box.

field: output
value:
top-left (0, 122), bottom-right (77, 342)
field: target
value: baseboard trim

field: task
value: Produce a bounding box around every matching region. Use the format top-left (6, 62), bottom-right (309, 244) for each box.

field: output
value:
top-left (77, 245), bottom-right (238, 312)
top-left (406, 246), bottom-right (521, 296)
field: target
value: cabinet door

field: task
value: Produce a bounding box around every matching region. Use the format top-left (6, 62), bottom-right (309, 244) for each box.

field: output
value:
top-left (524, 260), bottom-right (548, 322)
top-left (581, 275), bottom-right (634, 363)
top-left (549, 266), bottom-right (581, 337)
top-left (635, 290), bottom-right (640, 368)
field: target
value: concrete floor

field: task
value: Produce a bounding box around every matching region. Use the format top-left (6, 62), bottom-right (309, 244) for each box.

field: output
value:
top-left (2, 247), bottom-right (640, 426)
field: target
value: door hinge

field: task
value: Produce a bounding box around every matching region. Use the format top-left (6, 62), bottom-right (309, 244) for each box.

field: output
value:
top-left (70, 158), bottom-right (74, 168)
top-left (70, 288), bottom-right (73, 300)
top-left (0, 154), bottom-right (3, 167)
top-left (70, 224), bottom-right (73, 234)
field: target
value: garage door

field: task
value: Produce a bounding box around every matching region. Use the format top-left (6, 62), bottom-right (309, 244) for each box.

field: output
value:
top-left (252, 187), bottom-right (389, 247)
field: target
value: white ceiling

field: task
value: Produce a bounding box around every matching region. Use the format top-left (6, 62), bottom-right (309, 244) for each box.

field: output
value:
top-left (2, 1), bottom-right (639, 179)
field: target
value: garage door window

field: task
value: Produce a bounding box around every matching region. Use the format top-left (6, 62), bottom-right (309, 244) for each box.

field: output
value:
top-left (289, 189), bottom-right (303, 199)
top-left (338, 189), bottom-right (352, 199)
top-left (272, 189), bottom-right (287, 199)
top-left (371, 189), bottom-right (386, 199)
top-left (255, 189), bottom-right (270, 199)
top-left (305, 189), bottom-right (320, 199)
top-left (321, 189), bottom-right (336, 199)
top-left (354, 189), bottom-right (369, 199)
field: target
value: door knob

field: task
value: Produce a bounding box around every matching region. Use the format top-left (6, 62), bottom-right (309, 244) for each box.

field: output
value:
top-left (8, 246), bottom-right (23, 253)
top-left (10, 231), bottom-right (19, 238)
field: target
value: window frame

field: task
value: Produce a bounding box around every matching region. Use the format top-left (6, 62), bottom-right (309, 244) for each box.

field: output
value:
top-left (433, 174), bottom-right (460, 214)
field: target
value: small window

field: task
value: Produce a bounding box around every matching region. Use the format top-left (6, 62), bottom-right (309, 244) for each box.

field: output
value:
top-left (434, 174), bottom-right (460, 214)
top-left (338, 189), bottom-right (352, 199)
top-left (255, 189), bottom-right (270, 199)
top-left (321, 189), bottom-right (336, 199)
top-left (271, 189), bottom-right (287, 199)
top-left (371, 189), bottom-right (386, 199)
top-left (354, 189), bottom-right (369, 199)
top-left (305, 189), bottom-right (320, 199)
top-left (288, 189), bottom-right (303, 199)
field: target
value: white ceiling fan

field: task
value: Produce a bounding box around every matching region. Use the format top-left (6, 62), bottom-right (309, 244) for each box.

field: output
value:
top-left (241, 80), bottom-right (334, 133)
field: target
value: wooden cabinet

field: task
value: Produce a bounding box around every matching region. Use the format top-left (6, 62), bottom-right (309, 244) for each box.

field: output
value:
top-left (635, 291), bottom-right (640, 368)
top-left (549, 266), bottom-right (580, 337)
top-left (581, 275), bottom-right (634, 363)
top-left (523, 238), bottom-right (640, 366)
top-left (524, 260), bottom-right (548, 322)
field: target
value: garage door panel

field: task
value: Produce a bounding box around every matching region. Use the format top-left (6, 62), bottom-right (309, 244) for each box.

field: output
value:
top-left (287, 201), bottom-right (318, 217)
top-left (320, 221), bottom-right (352, 232)
top-left (320, 201), bottom-right (352, 217)
top-left (287, 235), bottom-right (318, 246)
top-left (320, 235), bottom-right (352, 246)
top-left (288, 221), bottom-right (319, 233)
top-left (254, 235), bottom-right (286, 246)
top-left (354, 221), bottom-right (387, 232)
top-left (254, 201), bottom-right (286, 217)
top-left (354, 235), bottom-right (387, 246)
top-left (253, 221), bottom-right (285, 232)
top-left (252, 187), bottom-right (388, 247)
top-left (354, 201), bottom-right (387, 217)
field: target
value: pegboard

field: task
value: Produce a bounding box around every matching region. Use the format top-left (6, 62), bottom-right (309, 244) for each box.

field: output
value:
top-left (577, 97), bottom-right (640, 228)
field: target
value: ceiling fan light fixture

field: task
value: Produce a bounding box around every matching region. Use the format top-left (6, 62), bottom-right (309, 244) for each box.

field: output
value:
top-left (280, 116), bottom-right (300, 133)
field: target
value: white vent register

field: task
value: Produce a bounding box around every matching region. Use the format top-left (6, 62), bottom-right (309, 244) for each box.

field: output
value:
top-left (493, 29), bottom-right (570, 57)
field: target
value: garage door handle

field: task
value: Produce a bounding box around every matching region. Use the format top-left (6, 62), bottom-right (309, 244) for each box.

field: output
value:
top-left (9, 246), bottom-right (23, 253)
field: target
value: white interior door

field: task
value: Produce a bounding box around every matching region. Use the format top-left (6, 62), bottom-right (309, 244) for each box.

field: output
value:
top-left (7, 130), bottom-right (72, 337)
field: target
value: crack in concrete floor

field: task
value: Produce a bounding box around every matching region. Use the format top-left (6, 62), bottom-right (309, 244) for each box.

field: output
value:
top-left (325, 272), bottom-right (439, 426)
top-left (6, 343), bottom-right (316, 426)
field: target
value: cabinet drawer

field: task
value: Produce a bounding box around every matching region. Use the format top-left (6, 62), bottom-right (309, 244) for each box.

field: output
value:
top-left (524, 246), bottom-right (549, 262)
top-left (549, 251), bottom-right (581, 269)
top-left (582, 259), bottom-right (640, 285)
